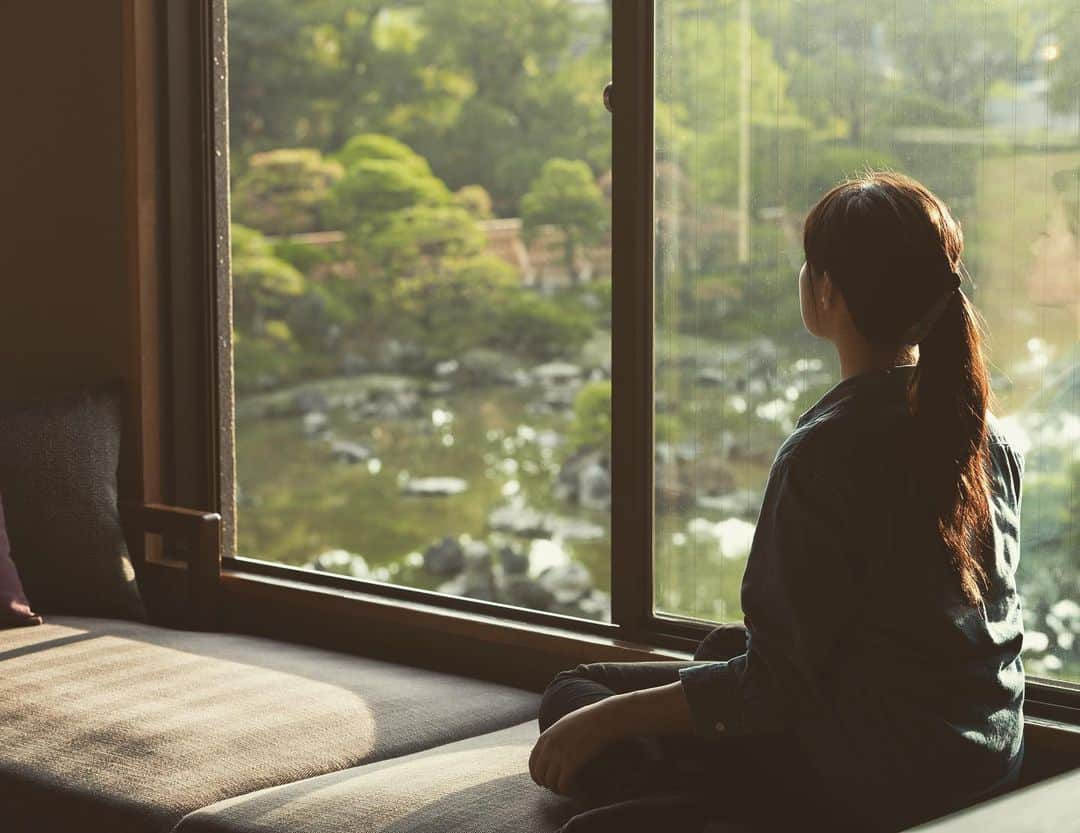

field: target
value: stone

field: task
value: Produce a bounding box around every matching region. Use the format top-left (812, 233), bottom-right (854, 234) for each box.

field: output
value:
top-left (458, 348), bottom-right (522, 385)
top-left (526, 539), bottom-right (572, 579)
top-left (302, 411), bottom-right (329, 437)
top-left (538, 562), bottom-right (593, 604)
top-left (488, 503), bottom-right (552, 538)
top-left (461, 537), bottom-right (492, 569)
top-left (500, 574), bottom-right (556, 611)
top-left (578, 457), bottom-right (611, 511)
top-left (547, 516), bottom-right (606, 542)
top-left (533, 361), bottom-right (584, 385)
top-left (295, 390), bottom-right (330, 415)
top-left (498, 545), bottom-right (530, 576)
top-left (330, 439), bottom-right (373, 464)
top-left (401, 477), bottom-right (468, 497)
top-left (695, 488), bottom-right (761, 517)
top-left (434, 359), bottom-right (460, 377)
top-left (423, 536), bottom-right (465, 577)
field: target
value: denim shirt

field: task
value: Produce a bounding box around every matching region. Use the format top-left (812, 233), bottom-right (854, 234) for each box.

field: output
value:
top-left (678, 365), bottom-right (1025, 829)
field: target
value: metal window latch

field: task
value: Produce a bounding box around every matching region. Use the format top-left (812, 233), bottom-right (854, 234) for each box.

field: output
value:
top-left (603, 82), bottom-right (613, 113)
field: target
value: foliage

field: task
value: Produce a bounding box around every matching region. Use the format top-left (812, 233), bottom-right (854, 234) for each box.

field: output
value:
top-left (521, 159), bottom-right (607, 278)
top-left (232, 148), bottom-right (344, 235)
top-left (454, 185), bottom-right (494, 220)
top-left (230, 225), bottom-right (307, 332)
top-left (569, 380), bottom-right (611, 450)
top-left (328, 153), bottom-right (451, 234)
top-left (335, 133), bottom-right (435, 175)
top-left (487, 291), bottom-right (593, 361)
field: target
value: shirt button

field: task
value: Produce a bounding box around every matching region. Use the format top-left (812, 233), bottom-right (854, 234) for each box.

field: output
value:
top-left (714, 721), bottom-right (726, 733)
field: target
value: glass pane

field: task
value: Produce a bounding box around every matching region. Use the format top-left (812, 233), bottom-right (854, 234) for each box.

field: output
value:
top-left (228, 1), bottom-right (612, 622)
top-left (653, 0), bottom-right (1079, 682)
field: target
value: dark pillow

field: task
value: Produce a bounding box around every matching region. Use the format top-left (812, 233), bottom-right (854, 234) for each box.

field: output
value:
top-left (0, 491), bottom-right (42, 627)
top-left (0, 385), bottom-right (145, 620)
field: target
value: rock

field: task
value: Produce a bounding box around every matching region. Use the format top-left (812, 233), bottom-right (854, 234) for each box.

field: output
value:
top-left (554, 589), bottom-right (610, 620)
top-left (312, 549), bottom-right (369, 578)
top-left (488, 503), bottom-right (552, 538)
top-left (538, 562), bottom-right (593, 604)
top-left (500, 574), bottom-right (557, 610)
top-left (533, 361), bottom-right (584, 385)
top-left (686, 517), bottom-right (756, 562)
top-left (330, 439), bottom-right (373, 464)
top-left (458, 348), bottom-right (522, 386)
top-left (423, 536), bottom-right (465, 577)
top-left (578, 458), bottom-right (611, 511)
top-left (437, 544), bottom-right (496, 601)
top-left (540, 385), bottom-right (579, 410)
top-left (295, 390), bottom-right (330, 415)
top-left (461, 537), bottom-right (492, 569)
top-left (695, 488), bottom-right (761, 517)
top-left (548, 516), bottom-right (606, 542)
top-left (556, 448), bottom-right (608, 506)
top-left (401, 477), bottom-right (468, 497)
top-left (526, 539), bottom-right (572, 578)
top-left (696, 367), bottom-right (728, 387)
top-left (302, 411), bottom-right (329, 437)
top-left (498, 545), bottom-right (530, 576)
top-left (434, 359), bottom-right (460, 377)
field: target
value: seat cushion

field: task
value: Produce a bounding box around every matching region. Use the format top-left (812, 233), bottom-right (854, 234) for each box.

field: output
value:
top-left (174, 722), bottom-right (582, 833)
top-left (0, 384), bottom-right (145, 620)
top-left (0, 617), bottom-right (539, 833)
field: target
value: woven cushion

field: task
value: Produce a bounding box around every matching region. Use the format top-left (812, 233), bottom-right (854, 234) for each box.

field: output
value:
top-left (175, 722), bottom-right (581, 833)
top-left (0, 385), bottom-right (144, 619)
top-left (0, 617), bottom-right (540, 833)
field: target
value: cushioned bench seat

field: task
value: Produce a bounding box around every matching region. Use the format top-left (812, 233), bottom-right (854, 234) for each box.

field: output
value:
top-left (174, 722), bottom-right (580, 833)
top-left (0, 617), bottom-right (540, 833)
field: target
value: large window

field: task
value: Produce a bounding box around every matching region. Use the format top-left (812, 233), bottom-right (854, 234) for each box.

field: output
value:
top-left (225, 1), bottom-right (1078, 682)
top-left (652, 0), bottom-right (1079, 682)
top-left (227, 1), bottom-right (614, 621)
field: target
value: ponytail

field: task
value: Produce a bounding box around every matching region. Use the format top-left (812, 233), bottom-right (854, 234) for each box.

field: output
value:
top-left (804, 171), bottom-right (995, 606)
top-left (910, 290), bottom-right (993, 604)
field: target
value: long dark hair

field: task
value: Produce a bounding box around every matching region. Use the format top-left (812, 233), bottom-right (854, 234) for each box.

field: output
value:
top-left (803, 171), bottom-right (992, 605)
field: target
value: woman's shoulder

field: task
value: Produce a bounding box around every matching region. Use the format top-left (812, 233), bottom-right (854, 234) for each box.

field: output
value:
top-left (776, 394), bottom-right (910, 474)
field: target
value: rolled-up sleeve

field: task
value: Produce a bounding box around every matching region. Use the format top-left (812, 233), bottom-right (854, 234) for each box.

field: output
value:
top-left (678, 657), bottom-right (749, 738)
top-left (678, 446), bottom-right (860, 740)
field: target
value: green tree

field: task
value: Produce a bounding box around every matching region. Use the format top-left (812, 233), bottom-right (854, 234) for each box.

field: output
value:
top-left (454, 185), bottom-right (494, 220)
top-left (328, 145), bottom-right (451, 235)
top-left (410, 0), bottom-right (611, 212)
top-left (232, 148), bottom-right (344, 235)
top-left (230, 225), bottom-right (307, 333)
top-left (521, 159), bottom-right (607, 282)
top-left (228, 0), bottom-right (469, 154)
top-left (569, 381), bottom-right (611, 449)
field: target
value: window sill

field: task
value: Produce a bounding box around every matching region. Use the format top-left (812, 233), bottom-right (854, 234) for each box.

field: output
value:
top-left (167, 558), bottom-right (1080, 714)
top-left (217, 566), bottom-right (695, 690)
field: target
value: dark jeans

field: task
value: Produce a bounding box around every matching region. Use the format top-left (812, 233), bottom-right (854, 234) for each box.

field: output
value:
top-left (537, 625), bottom-right (849, 830)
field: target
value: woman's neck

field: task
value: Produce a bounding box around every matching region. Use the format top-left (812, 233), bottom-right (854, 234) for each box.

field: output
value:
top-left (835, 334), bottom-right (918, 381)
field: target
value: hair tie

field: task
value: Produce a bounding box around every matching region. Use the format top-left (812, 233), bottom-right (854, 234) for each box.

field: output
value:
top-left (900, 270), bottom-right (962, 345)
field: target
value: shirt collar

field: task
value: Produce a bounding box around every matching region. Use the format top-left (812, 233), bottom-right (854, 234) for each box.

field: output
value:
top-left (796, 364), bottom-right (916, 429)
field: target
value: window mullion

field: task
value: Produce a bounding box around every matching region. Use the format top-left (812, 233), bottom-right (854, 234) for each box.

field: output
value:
top-left (610, 0), bottom-right (656, 639)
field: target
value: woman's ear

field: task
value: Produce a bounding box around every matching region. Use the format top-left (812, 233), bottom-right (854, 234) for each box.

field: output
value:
top-left (819, 271), bottom-right (835, 311)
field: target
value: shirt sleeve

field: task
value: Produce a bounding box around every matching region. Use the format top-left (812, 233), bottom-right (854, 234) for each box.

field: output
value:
top-left (678, 447), bottom-right (861, 739)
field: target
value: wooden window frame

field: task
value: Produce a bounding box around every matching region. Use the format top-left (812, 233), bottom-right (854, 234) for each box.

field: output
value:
top-left (156, 0), bottom-right (1080, 714)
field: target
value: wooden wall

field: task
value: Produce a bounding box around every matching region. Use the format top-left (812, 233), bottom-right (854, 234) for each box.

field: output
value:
top-left (0, 2), bottom-right (130, 398)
